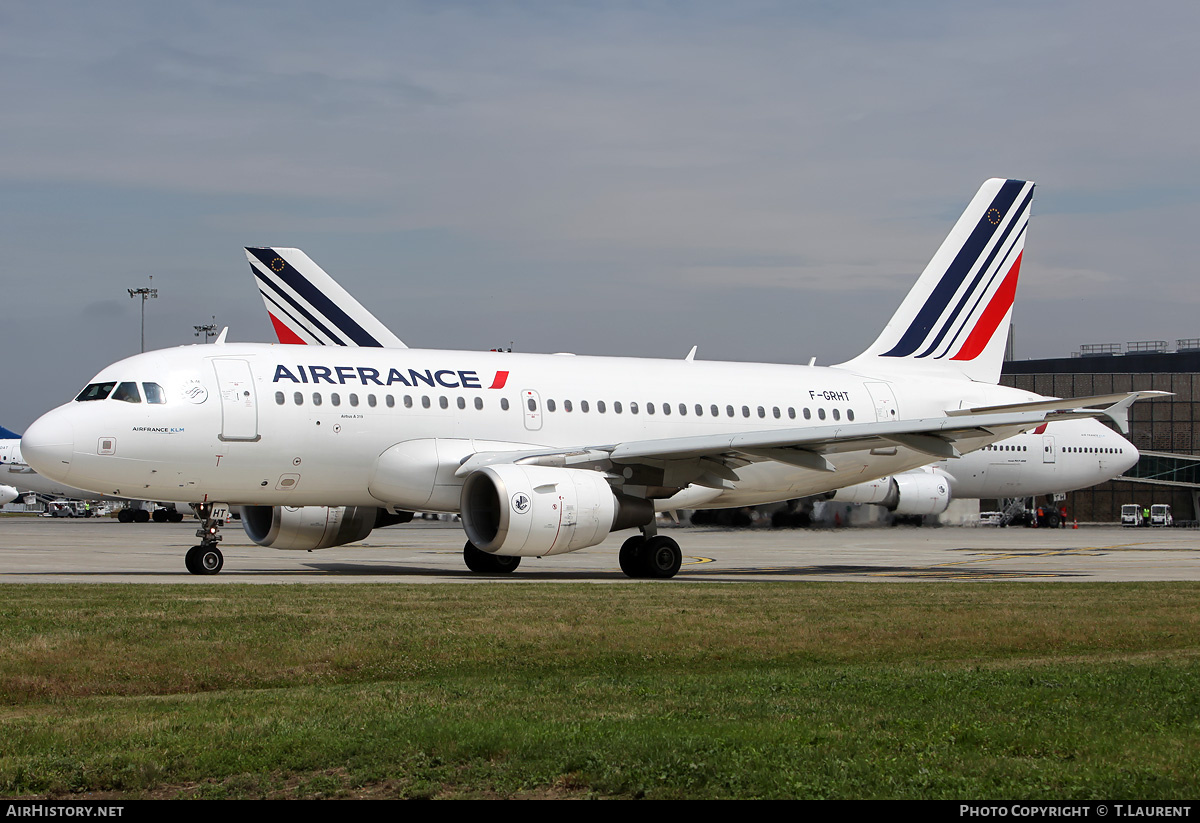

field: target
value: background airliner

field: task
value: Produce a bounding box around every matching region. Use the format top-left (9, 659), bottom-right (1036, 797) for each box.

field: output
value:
top-left (20, 179), bottom-right (1160, 578)
top-left (829, 419), bottom-right (1136, 519)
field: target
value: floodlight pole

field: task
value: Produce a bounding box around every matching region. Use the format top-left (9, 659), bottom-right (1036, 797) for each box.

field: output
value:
top-left (127, 277), bottom-right (158, 353)
top-left (194, 316), bottom-right (218, 344)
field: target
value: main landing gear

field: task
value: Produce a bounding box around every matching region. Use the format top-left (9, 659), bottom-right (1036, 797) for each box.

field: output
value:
top-left (463, 540), bottom-right (521, 574)
top-left (185, 503), bottom-right (226, 575)
top-left (619, 523), bottom-right (682, 579)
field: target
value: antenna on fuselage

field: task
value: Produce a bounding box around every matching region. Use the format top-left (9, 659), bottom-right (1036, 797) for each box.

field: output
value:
top-left (214, 327), bottom-right (229, 345)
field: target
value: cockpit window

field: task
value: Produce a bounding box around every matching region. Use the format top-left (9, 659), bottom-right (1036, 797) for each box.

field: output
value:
top-left (111, 382), bottom-right (142, 403)
top-left (76, 382), bottom-right (117, 402)
top-left (142, 383), bottom-right (166, 404)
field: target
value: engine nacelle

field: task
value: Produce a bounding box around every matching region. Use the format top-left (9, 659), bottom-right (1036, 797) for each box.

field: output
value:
top-left (461, 464), bottom-right (653, 556)
top-left (0, 485), bottom-right (17, 505)
top-left (240, 506), bottom-right (413, 551)
top-left (830, 471), bottom-right (952, 516)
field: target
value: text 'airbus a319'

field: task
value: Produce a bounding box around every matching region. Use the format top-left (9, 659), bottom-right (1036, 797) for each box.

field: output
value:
top-left (21, 179), bottom-right (1161, 577)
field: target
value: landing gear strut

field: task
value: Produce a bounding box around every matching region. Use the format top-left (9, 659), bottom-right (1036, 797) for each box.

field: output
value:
top-left (463, 540), bottom-right (521, 573)
top-left (186, 503), bottom-right (226, 575)
top-left (619, 523), bottom-right (683, 579)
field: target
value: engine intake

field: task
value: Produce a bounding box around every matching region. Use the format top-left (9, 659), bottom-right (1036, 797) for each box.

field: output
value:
top-left (461, 464), bottom-right (652, 556)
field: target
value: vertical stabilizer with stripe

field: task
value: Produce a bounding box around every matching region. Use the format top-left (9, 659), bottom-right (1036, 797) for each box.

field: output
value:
top-left (837, 178), bottom-right (1034, 384)
top-left (245, 247), bottom-right (407, 348)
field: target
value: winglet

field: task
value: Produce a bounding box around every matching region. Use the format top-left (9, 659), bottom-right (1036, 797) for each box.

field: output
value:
top-left (245, 247), bottom-right (407, 348)
top-left (1103, 391), bottom-right (1171, 435)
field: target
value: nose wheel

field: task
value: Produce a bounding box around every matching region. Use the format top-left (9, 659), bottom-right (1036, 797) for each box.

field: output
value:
top-left (186, 503), bottom-right (227, 575)
top-left (185, 545), bottom-right (224, 575)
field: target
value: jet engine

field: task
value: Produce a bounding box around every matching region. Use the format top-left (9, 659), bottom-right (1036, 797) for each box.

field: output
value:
top-left (460, 464), bottom-right (653, 556)
top-left (240, 505), bottom-right (413, 551)
top-left (830, 471), bottom-right (952, 516)
top-left (0, 484), bottom-right (17, 505)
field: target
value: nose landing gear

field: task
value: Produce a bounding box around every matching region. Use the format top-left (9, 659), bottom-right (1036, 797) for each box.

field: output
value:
top-left (186, 503), bottom-right (227, 575)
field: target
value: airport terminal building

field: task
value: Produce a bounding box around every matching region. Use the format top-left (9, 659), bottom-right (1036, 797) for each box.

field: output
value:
top-left (1000, 341), bottom-right (1200, 523)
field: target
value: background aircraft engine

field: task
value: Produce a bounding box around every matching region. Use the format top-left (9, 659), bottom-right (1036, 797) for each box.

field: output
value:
top-left (461, 464), bottom-right (652, 557)
top-left (240, 506), bottom-right (413, 551)
top-left (830, 471), bottom-right (952, 516)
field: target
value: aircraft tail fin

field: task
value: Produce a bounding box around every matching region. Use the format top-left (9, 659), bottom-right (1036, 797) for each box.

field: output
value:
top-left (245, 247), bottom-right (407, 348)
top-left (837, 178), bottom-right (1035, 384)
top-left (0, 426), bottom-right (20, 440)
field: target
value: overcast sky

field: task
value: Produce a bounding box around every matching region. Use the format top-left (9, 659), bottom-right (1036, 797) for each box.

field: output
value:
top-left (3, 1), bottom-right (1197, 430)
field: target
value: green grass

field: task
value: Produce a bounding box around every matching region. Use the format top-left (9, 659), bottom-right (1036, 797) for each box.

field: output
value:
top-left (1, 583), bottom-right (1197, 798)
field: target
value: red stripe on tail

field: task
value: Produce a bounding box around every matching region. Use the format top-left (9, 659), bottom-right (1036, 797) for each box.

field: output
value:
top-left (950, 252), bottom-right (1022, 362)
top-left (269, 313), bottom-right (308, 345)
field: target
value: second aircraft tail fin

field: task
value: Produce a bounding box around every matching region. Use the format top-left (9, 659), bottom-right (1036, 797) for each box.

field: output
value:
top-left (245, 247), bottom-right (407, 348)
top-left (838, 178), bottom-right (1035, 384)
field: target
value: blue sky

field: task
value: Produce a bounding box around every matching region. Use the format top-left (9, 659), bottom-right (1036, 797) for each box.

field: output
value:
top-left (3, 1), bottom-right (1198, 429)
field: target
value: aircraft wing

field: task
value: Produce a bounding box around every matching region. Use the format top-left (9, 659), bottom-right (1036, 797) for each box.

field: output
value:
top-left (454, 393), bottom-right (1153, 489)
top-left (945, 390), bottom-right (1170, 435)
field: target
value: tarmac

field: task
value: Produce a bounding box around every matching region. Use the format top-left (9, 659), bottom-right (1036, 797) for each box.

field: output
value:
top-left (2, 515), bottom-right (1199, 583)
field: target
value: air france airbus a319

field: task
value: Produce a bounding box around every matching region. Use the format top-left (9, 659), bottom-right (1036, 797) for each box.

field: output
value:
top-left (247, 236), bottom-right (1140, 524)
top-left (21, 179), bottom-right (1161, 577)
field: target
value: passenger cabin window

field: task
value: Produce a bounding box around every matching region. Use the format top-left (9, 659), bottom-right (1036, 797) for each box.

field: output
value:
top-left (143, 383), bottom-right (166, 404)
top-left (76, 382), bottom-right (117, 402)
top-left (112, 382), bottom-right (141, 403)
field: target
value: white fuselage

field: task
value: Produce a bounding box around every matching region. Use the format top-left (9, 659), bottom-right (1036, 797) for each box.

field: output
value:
top-left (20, 343), bottom-right (1129, 511)
top-left (0, 440), bottom-right (126, 501)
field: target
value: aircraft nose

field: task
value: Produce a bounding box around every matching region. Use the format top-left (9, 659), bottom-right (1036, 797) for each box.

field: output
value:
top-left (21, 408), bottom-right (74, 482)
top-left (1113, 431), bottom-right (1139, 473)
